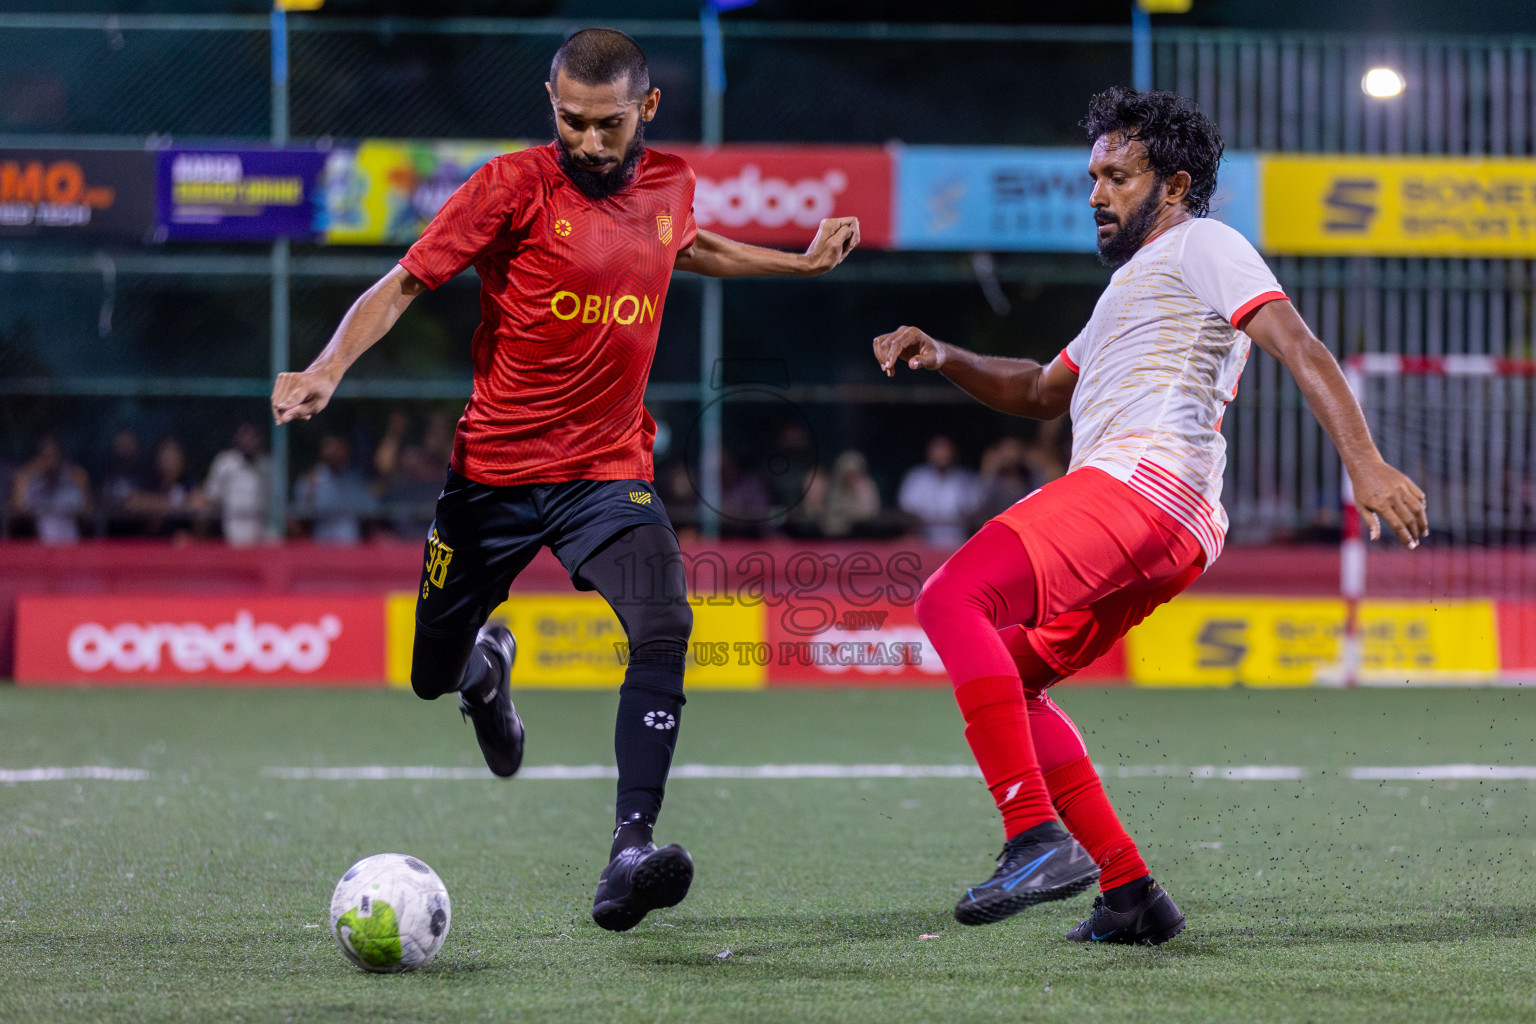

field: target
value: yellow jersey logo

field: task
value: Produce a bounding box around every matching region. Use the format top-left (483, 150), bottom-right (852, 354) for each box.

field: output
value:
top-left (551, 291), bottom-right (658, 325)
top-left (553, 218), bottom-right (572, 237)
top-left (628, 491), bottom-right (653, 505)
top-left (656, 214), bottom-right (673, 245)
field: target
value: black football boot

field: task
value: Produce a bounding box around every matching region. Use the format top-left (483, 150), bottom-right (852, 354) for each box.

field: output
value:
top-left (458, 624), bottom-right (525, 778)
top-left (1066, 879), bottom-right (1186, 945)
top-left (591, 842), bottom-right (694, 932)
top-left (954, 820), bottom-right (1100, 926)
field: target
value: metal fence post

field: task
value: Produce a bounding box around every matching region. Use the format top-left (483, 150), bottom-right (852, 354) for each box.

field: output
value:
top-left (698, 4), bottom-right (725, 538)
top-left (268, 5), bottom-right (290, 539)
top-left (1132, 2), bottom-right (1153, 91)
top-left (269, 238), bottom-right (290, 541)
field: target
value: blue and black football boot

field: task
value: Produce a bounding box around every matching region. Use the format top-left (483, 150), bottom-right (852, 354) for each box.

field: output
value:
top-left (954, 820), bottom-right (1100, 925)
top-left (591, 841), bottom-right (695, 932)
top-left (459, 624), bottom-right (525, 778)
top-left (1066, 879), bottom-right (1186, 945)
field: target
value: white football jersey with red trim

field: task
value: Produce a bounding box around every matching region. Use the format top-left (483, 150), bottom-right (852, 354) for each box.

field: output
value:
top-left (1056, 217), bottom-right (1286, 563)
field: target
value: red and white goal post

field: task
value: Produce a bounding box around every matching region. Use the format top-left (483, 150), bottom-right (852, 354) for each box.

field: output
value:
top-left (1339, 354), bottom-right (1536, 686)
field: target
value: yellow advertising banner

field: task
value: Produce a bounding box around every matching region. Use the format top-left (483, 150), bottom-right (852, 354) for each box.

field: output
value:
top-left (386, 592), bottom-right (764, 690)
top-left (324, 140), bottom-right (528, 245)
top-left (1126, 597), bottom-right (1500, 686)
top-left (1261, 155), bottom-right (1536, 256)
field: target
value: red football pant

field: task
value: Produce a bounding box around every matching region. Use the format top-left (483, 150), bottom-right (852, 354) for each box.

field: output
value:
top-left (915, 468), bottom-right (1204, 887)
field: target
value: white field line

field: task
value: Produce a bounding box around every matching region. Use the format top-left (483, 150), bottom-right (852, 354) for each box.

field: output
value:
top-left (1110, 765), bottom-right (1307, 780)
top-left (8, 764), bottom-right (1536, 784)
top-left (259, 763), bottom-right (1306, 782)
top-left (0, 767), bottom-right (149, 783)
top-left (260, 763), bottom-right (985, 781)
top-left (1349, 764), bottom-right (1536, 781)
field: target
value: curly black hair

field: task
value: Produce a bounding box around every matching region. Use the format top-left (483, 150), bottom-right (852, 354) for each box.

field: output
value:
top-left (1081, 86), bottom-right (1224, 217)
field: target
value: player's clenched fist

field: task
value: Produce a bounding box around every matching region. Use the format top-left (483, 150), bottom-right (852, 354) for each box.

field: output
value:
top-left (271, 369), bottom-right (339, 425)
top-left (873, 325), bottom-right (947, 377)
top-left (801, 217), bottom-right (860, 274)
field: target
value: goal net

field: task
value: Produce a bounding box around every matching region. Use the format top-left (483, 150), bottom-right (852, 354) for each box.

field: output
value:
top-left (1340, 354), bottom-right (1536, 685)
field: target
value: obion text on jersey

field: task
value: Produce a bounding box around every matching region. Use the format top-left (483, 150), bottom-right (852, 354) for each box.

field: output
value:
top-left (550, 291), bottom-right (659, 325)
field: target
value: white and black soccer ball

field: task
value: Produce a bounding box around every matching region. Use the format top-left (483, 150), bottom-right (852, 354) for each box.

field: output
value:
top-left (329, 853), bottom-right (451, 973)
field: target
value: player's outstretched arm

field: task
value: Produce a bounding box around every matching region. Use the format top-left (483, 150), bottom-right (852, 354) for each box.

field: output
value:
top-left (673, 218), bottom-right (859, 277)
top-left (1244, 299), bottom-right (1428, 548)
top-left (871, 325), bottom-right (1076, 420)
top-left (271, 265), bottom-right (428, 425)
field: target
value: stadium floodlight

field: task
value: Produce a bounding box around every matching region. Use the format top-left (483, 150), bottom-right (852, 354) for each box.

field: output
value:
top-left (1361, 67), bottom-right (1405, 98)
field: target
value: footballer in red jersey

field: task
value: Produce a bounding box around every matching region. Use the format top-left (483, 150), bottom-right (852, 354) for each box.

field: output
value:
top-left (271, 29), bottom-right (859, 931)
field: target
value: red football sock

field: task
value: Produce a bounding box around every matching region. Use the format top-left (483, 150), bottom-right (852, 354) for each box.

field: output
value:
top-left (916, 524), bottom-right (1056, 838)
top-left (952, 675), bottom-right (1057, 836)
top-left (1003, 622), bottom-right (1150, 890)
top-left (1045, 756), bottom-right (1150, 891)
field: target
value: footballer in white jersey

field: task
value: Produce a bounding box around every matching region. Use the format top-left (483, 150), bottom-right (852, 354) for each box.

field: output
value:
top-left (1058, 214), bottom-right (1286, 562)
top-left (871, 86), bottom-right (1427, 945)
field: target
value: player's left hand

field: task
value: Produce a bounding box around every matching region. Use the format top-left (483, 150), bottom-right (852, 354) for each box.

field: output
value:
top-left (1350, 458), bottom-right (1428, 548)
top-left (800, 217), bottom-right (860, 275)
top-left (873, 325), bottom-right (947, 376)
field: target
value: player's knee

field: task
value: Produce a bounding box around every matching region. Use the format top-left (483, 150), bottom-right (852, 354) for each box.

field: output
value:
top-left (409, 662), bottom-right (462, 701)
top-left (917, 558), bottom-right (1013, 635)
top-left (409, 628), bottom-right (478, 701)
top-left (620, 604), bottom-right (689, 699)
top-left (660, 598), bottom-right (693, 643)
top-left (630, 598), bottom-right (692, 653)
top-left (914, 572), bottom-right (951, 633)
top-left (409, 671), bottom-right (452, 701)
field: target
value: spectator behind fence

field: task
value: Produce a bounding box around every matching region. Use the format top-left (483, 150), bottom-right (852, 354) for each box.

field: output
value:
top-left (975, 437), bottom-right (1034, 523)
top-left (125, 437), bottom-right (199, 539)
top-left (99, 426), bottom-right (150, 533)
top-left (719, 451), bottom-right (773, 538)
top-left (1024, 417), bottom-right (1069, 485)
top-left (803, 450), bottom-right (881, 537)
top-left (898, 434), bottom-right (980, 548)
top-left (11, 435), bottom-right (91, 544)
top-left (204, 422), bottom-right (271, 546)
top-left (293, 434), bottom-right (378, 545)
top-left (375, 409), bottom-right (454, 537)
top-left (766, 420), bottom-right (818, 513)
top-left (656, 461), bottom-right (701, 538)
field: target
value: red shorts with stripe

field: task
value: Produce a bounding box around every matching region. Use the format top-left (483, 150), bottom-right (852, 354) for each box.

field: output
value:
top-left (990, 466), bottom-right (1205, 676)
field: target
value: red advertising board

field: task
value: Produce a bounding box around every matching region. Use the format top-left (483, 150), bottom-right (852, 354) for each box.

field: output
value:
top-left (16, 596), bottom-right (386, 686)
top-left (761, 599), bottom-right (1126, 686)
top-left (662, 145), bottom-right (893, 249)
top-left (1497, 603), bottom-right (1536, 675)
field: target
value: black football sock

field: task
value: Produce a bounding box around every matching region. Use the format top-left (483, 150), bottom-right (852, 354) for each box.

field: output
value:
top-left (576, 524), bottom-right (693, 858)
top-left (1103, 874), bottom-right (1154, 912)
top-left (611, 812), bottom-right (656, 858)
top-left (612, 656), bottom-right (686, 846)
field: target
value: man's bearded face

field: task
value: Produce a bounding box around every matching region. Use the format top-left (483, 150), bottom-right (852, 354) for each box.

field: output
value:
top-left (1094, 177), bottom-right (1165, 268)
top-left (556, 117), bottom-right (645, 200)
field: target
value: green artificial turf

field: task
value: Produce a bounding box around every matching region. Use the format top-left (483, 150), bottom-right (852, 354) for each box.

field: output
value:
top-left (2, 686), bottom-right (1534, 1024)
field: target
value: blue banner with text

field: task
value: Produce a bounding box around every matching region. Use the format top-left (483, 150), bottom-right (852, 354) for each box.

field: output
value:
top-left (894, 146), bottom-right (1259, 251)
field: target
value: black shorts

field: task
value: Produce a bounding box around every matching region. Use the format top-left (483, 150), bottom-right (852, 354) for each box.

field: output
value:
top-left (415, 471), bottom-right (675, 637)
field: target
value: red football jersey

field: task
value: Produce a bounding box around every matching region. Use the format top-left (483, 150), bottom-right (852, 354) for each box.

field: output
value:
top-left (399, 142), bottom-right (698, 487)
